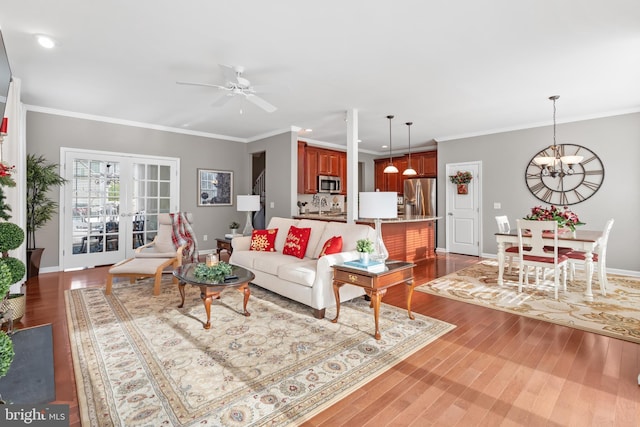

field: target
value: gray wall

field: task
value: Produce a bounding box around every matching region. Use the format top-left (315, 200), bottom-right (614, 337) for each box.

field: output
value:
top-left (26, 111), bottom-right (249, 268)
top-left (246, 131), bottom-right (296, 224)
top-left (437, 112), bottom-right (640, 272)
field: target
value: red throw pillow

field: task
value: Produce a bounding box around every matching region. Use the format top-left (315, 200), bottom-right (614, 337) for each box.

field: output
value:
top-left (283, 226), bottom-right (312, 259)
top-left (250, 228), bottom-right (278, 252)
top-left (319, 236), bottom-right (343, 257)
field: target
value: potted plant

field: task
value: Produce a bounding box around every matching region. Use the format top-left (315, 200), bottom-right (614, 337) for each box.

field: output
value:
top-left (25, 154), bottom-right (67, 278)
top-left (356, 238), bottom-right (374, 264)
top-left (0, 222), bottom-right (27, 322)
top-left (229, 221), bottom-right (241, 235)
top-left (0, 264), bottom-right (15, 403)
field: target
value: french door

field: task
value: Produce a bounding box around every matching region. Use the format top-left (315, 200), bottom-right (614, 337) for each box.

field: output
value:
top-left (60, 149), bottom-right (180, 270)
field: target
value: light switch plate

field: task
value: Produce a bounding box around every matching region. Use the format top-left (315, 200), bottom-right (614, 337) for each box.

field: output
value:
top-left (493, 202), bottom-right (501, 209)
top-left (270, 202), bottom-right (274, 208)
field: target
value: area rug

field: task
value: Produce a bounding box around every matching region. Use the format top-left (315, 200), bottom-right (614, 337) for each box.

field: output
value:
top-left (0, 324), bottom-right (55, 404)
top-left (416, 259), bottom-right (640, 343)
top-left (65, 278), bottom-right (455, 426)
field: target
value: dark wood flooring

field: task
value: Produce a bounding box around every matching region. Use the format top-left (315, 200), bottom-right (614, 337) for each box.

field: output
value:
top-left (9, 253), bottom-right (640, 426)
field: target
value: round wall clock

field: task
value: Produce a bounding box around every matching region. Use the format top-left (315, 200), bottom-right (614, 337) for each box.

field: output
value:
top-left (525, 144), bottom-right (604, 205)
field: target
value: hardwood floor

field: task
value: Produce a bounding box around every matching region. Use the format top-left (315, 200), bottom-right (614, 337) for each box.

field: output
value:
top-left (11, 253), bottom-right (640, 426)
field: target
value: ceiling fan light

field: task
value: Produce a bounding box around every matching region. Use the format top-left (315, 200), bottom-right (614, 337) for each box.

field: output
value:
top-left (403, 167), bottom-right (417, 176)
top-left (384, 164), bottom-right (399, 173)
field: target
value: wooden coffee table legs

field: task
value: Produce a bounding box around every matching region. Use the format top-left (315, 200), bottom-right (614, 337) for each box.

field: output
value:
top-left (178, 281), bottom-right (251, 329)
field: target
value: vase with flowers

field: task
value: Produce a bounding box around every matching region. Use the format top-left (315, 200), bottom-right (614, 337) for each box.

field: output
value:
top-left (449, 171), bottom-right (472, 194)
top-left (524, 205), bottom-right (585, 232)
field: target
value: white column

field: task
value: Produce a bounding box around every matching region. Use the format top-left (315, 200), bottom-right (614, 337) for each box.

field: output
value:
top-left (346, 109), bottom-right (358, 224)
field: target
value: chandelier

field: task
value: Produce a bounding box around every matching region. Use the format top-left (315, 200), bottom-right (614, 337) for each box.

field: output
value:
top-left (533, 95), bottom-right (583, 177)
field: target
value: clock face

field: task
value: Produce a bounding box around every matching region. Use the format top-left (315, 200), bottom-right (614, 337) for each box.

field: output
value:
top-left (525, 144), bottom-right (604, 205)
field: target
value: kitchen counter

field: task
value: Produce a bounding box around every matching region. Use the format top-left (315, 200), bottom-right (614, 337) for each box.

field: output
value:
top-left (293, 213), bottom-right (440, 223)
top-left (292, 214), bottom-right (440, 262)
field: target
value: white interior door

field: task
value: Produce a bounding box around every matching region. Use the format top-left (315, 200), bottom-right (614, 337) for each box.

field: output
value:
top-left (60, 149), bottom-right (179, 270)
top-left (446, 162), bottom-right (481, 256)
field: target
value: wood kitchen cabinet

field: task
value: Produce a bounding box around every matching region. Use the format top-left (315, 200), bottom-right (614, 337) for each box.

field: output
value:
top-left (318, 149), bottom-right (340, 176)
top-left (304, 147), bottom-right (319, 193)
top-left (375, 150), bottom-right (438, 193)
top-left (338, 152), bottom-right (347, 195)
top-left (298, 142), bottom-right (347, 194)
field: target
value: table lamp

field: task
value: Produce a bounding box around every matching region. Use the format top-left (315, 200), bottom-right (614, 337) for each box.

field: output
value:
top-left (359, 191), bottom-right (398, 262)
top-left (237, 195), bottom-right (261, 236)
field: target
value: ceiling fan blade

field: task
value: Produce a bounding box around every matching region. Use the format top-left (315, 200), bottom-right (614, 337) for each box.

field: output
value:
top-left (176, 81), bottom-right (228, 90)
top-left (245, 94), bottom-right (277, 112)
top-left (212, 94), bottom-right (233, 108)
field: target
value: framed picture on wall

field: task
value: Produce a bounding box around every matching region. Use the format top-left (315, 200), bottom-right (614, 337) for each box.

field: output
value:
top-left (198, 169), bottom-right (233, 206)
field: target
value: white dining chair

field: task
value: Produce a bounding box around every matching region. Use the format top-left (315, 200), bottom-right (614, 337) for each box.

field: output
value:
top-left (495, 215), bottom-right (520, 274)
top-left (516, 219), bottom-right (568, 300)
top-left (568, 218), bottom-right (614, 296)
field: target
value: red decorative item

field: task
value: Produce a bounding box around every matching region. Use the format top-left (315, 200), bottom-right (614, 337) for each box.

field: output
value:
top-left (0, 117), bottom-right (7, 133)
top-left (283, 226), bottom-right (312, 259)
top-left (250, 228), bottom-right (278, 252)
top-left (319, 236), bottom-right (343, 257)
top-left (457, 184), bottom-right (468, 194)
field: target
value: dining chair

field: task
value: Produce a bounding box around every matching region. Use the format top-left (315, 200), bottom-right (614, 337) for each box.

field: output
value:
top-left (516, 219), bottom-right (568, 300)
top-left (568, 218), bottom-right (614, 296)
top-left (495, 215), bottom-right (519, 274)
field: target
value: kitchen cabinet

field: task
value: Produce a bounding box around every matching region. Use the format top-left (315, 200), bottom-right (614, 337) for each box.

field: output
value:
top-left (318, 149), bottom-right (340, 176)
top-left (297, 141), bottom-right (305, 193)
top-left (304, 147), bottom-right (319, 194)
top-left (338, 152), bottom-right (347, 195)
top-left (375, 150), bottom-right (438, 192)
top-left (298, 143), bottom-right (347, 194)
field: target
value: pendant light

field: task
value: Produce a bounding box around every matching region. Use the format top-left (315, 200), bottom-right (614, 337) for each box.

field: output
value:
top-left (533, 95), bottom-right (584, 177)
top-left (403, 121), bottom-right (417, 176)
top-left (383, 115), bottom-right (398, 173)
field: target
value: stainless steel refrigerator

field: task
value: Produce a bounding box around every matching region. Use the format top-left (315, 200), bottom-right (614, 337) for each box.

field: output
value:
top-left (404, 178), bottom-right (437, 217)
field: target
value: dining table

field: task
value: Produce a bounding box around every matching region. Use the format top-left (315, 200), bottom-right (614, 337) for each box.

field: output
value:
top-left (495, 229), bottom-right (603, 301)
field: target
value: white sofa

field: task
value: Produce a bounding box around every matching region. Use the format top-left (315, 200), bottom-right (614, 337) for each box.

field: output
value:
top-left (229, 217), bottom-right (376, 318)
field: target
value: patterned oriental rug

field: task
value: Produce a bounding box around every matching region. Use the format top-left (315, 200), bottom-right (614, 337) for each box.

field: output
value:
top-left (416, 260), bottom-right (640, 344)
top-left (65, 278), bottom-right (455, 426)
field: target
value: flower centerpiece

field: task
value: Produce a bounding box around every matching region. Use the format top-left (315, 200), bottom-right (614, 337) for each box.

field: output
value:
top-left (524, 205), bottom-right (585, 231)
top-left (194, 260), bottom-right (233, 282)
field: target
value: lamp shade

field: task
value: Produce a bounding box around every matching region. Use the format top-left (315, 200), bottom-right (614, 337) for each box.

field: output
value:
top-left (359, 192), bottom-right (398, 219)
top-left (237, 195), bottom-right (260, 211)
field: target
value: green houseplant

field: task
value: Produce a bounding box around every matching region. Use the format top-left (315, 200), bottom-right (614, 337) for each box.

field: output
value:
top-left (0, 222), bottom-right (27, 323)
top-left (229, 221), bottom-right (240, 234)
top-left (356, 238), bottom-right (374, 263)
top-left (25, 154), bottom-right (67, 277)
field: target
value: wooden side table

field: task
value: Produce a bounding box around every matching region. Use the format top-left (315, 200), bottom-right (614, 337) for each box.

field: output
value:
top-left (215, 237), bottom-right (233, 258)
top-left (331, 260), bottom-right (416, 340)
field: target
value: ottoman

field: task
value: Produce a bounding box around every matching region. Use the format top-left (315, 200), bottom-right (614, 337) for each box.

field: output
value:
top-left (106, 257), bottom-right (179, 296)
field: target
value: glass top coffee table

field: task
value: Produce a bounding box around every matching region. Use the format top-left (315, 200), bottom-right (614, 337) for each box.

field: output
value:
top-left (173, 263), bottom-right (255, 329)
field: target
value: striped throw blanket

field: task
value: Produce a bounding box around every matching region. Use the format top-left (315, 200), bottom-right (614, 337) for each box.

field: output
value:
top-left (170, 212), bottom-right (198, 263)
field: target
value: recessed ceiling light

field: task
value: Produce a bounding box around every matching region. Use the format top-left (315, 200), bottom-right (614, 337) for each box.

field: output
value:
top-left (382, 145), bottom-right (388, 148)
top-left (305, 128), bottom-right (312, 132)
top-left (36, 35), bottom-right (56, 49)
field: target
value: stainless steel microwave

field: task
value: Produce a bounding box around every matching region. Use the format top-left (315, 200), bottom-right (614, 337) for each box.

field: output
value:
top-left (318, 175), bottom-right (341, 193)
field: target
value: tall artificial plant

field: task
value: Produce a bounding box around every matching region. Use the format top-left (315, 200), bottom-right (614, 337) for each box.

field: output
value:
top-left (26, 154), bottom-right (67, 249)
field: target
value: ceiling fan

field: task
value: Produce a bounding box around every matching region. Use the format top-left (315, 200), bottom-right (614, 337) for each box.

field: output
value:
top-left (177, 64), bottom-right (277, 113)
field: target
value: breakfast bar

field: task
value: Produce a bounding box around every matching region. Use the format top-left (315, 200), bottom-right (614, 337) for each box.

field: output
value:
top-left (293, 214), bottom-right (440, 262)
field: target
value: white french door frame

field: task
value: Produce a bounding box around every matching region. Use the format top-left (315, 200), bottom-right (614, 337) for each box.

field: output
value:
top-left (59, 148), bottom-right (180, 270)
top-left (445, 161), bottom-right (482, 256)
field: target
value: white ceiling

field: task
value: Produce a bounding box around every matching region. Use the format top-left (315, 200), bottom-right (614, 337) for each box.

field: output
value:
top-left (1, 0), bottom-right (639, 154)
